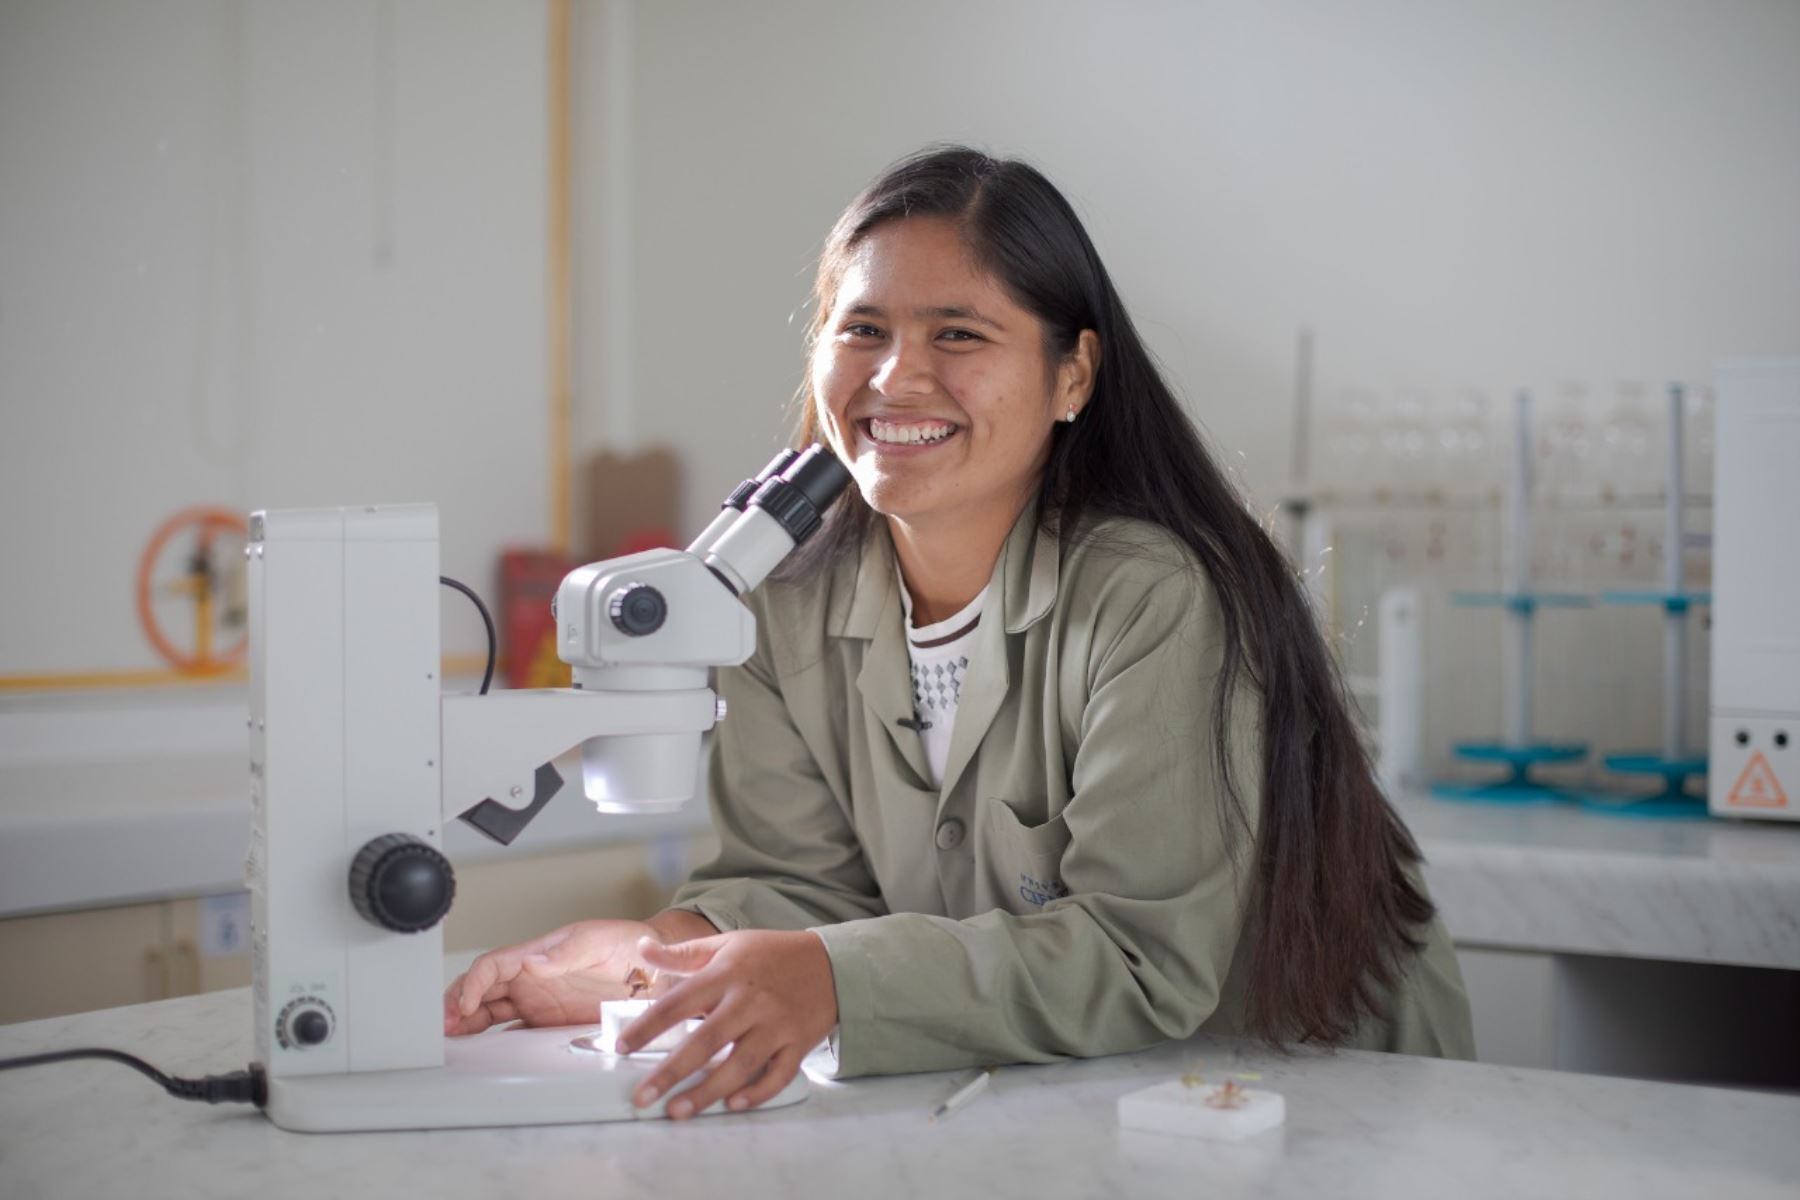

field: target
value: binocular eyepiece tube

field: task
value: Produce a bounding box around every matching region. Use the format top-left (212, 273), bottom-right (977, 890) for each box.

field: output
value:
top-left (698, 445), bottom-right (852, 595)
top-left (684, 448), bottom-right (801, 557)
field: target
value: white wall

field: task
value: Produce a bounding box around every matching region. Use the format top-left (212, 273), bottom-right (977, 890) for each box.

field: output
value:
top-left (4, 0), bottom-right (1797, 720)
top-left (0, 0), bottom-right (549, 675)
top-left (574, 0), bottom-right (1799, 516)
top-left (571, 0), bottom-right (1798, 773)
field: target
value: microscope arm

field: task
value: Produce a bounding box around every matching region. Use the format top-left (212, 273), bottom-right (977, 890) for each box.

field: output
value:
top-left (439, 688), bottom-right (719, 840)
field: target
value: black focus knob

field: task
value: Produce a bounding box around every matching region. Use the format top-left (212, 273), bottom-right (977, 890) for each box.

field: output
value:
top-left (608, 583), bottom-right (667, 636)
top-left (349, 833), bottom-right (455, 933)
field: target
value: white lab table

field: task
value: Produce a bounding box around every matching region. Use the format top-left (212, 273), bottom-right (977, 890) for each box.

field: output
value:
top-left (1, 978), bottom-right (1796, 1200)
top-left (1390, 789), bottom-right (1800, 970)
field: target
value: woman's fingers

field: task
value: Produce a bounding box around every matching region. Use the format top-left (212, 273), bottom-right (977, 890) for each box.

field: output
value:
top-left (616, 973), bottom-right (720, 1055)
top-left (637, 934), bottom-right (723, 978)
top-left (630, 998), bottom-right (739, 1111)
top-left (727, 1045), bottom-right (805, 1113)
top-left (663, 1032), bottom-right (778, 1120)
top-left (447, 993), bottom-right (527, 1037)
top-left (454, 949), bottom-right (524, 1017)
top-left (442, 977), bottom-right (466, 1025)
top-left (522, 927), bottom-right (603, 978)
top-left (446, 1002), bottom-right (493, 1037)
top-left (453, 926), bottom-right (581, 1015)
top-left (621, 930), bottom-right (837, 1118)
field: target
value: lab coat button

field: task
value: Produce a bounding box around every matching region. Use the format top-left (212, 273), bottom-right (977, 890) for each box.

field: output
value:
top-left (934, 819), bottom-right (966, 851)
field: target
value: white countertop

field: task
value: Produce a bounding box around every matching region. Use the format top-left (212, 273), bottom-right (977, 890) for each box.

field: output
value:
top-left (2, 980), bottom-right (1796, 1199)
top-left (1391, 790), bottom-right (1800, 969)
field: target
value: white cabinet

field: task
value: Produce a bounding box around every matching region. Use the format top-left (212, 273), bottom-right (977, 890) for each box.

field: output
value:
top-left (1457, 944), bottom-right (1800, 1087)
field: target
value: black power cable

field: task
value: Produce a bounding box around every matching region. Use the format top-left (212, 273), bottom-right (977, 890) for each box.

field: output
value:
top-left (0, 1048), bottom-right (265, 1106)
top-left (438, 575), bottom-right (496, 695)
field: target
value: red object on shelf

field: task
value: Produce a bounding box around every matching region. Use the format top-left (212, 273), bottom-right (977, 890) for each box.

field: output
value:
top-left (616, 527), bottom-right (677, 557)
top-left (499, 549), bottom-right (575, 689)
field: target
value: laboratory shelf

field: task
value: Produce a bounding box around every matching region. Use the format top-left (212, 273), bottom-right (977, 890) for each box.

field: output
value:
top-left (1450, 591), bottom-right (1591, 613)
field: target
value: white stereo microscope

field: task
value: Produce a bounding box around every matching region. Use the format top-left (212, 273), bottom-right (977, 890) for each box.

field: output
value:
top-left (245, 446), bottom-right (849, 1132)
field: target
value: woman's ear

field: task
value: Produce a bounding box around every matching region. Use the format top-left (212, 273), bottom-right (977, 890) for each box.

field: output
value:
top-left (1057, 330), bottom-right (1102, 417)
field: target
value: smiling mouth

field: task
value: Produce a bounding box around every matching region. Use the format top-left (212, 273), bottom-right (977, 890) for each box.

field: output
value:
top-left (860, 417), bottom-right (960, 447)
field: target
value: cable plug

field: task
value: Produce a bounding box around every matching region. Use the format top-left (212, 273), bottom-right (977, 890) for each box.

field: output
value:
top-left (165, 1063), bottom-right (267, 1106)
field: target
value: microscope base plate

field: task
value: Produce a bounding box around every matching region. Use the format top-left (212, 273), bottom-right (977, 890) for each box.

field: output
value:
top-left (263, 1023), bottom-right (809, 1132)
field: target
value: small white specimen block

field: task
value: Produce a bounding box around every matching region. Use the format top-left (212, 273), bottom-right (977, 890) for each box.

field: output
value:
top-left (1117, 1079), bottom-right (1285, 1142)
top-left (595, 999), bottom-right (700, 1056)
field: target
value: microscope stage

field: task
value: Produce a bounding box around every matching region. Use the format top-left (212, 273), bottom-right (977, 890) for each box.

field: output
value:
top-left (263, 1023), bottom-right (809, 1133)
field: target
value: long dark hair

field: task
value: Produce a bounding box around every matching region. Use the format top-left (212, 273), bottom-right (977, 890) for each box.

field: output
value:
top-left (790, 146), bottom-right (1433, 1045)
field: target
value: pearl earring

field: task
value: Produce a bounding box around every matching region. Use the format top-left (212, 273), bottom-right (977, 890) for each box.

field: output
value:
top-left (1064, 406), bottom-right (1077, 423)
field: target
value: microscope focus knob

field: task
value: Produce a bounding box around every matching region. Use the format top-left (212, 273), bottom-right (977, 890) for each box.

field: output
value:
top-left (349, 834), bottom-right (455, 933)
top-left (608, 583), bottom-right (667, 637)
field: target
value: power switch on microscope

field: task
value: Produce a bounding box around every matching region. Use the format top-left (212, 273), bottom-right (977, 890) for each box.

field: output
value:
top-left (276, 997), bottom-right (336, 1050)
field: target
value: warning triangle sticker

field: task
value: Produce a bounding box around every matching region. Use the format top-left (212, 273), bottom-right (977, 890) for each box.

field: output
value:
top-left (1726, 751), bottom-right (1788, 809)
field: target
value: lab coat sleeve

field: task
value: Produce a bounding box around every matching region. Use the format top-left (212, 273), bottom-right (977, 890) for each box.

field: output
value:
top-left (811, 568), bottom-right (1260, 1077)
top-left (668, 637), bottom-right (889, 934)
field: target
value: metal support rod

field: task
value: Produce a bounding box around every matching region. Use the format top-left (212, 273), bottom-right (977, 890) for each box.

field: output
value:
top-left (1662, 383), bottom-right (1686, 760)
top-left (1502, 389), bottom-right (1533, 748)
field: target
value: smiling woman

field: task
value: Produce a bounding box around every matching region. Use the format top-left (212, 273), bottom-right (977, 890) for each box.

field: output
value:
top-left (446, 145), bottom-right (1474, 1121)
top-left (809, 216), bottom-right (1099, 625)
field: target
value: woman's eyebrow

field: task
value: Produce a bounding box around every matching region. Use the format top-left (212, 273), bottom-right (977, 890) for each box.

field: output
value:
top-left (845, 302), bottom-right (1004, 329)
top-left (922, 304), bottom-right (1003, 329)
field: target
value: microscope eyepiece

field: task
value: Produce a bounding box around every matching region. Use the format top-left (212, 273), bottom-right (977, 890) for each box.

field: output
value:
top-left (720, 449), bottom-right (801, 514)
top-left (781, 445), bottom-right (854, 514)
top-left (686, 449), bottom-right (804, 558)
top-left (694, 444), bottom-right (852, 596)
top-left (747, 446), bottom-right (852, 546)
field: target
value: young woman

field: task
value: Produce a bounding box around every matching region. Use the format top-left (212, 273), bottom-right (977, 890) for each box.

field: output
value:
top-left (445, 146), bottom-right (1475, 1120)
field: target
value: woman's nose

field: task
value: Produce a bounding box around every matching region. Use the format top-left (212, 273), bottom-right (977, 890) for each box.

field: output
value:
top-left (871, 339), bottom-right (932, 397)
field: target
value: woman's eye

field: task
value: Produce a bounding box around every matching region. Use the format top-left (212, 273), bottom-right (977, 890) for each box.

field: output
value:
top-left (938, 328), bottom-right (982, 344)
top-left (839, 323), bottom-right (883, 340)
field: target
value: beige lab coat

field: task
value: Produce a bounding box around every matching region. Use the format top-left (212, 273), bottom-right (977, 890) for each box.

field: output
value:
top-left (671, 507), bottom-right (1475, 1076)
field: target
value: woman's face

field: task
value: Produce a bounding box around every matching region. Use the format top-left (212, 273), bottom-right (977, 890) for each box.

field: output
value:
top-left (810, 217), bottom-right (1094, 534)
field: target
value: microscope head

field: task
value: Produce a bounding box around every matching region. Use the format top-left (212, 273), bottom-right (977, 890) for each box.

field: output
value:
top-left (551, 446), bottom-right (850, 812)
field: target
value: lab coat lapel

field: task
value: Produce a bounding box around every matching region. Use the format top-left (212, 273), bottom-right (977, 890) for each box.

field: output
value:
top-left (841, 521), bottom-right (934, 788)
top-left (857, 604), bottom-right (935, 788)
top-left (934, 507), bottom-right (1059, 802)
top-left (932, 595), bottom-right (1009, 803)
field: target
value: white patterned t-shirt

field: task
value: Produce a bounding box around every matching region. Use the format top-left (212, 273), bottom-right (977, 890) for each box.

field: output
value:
top-left (899, 582), bottom-right (988, 789)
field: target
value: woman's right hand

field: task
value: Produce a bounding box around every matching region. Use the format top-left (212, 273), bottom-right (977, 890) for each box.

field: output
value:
top-left (443, 919), bottom-right (660, 1036)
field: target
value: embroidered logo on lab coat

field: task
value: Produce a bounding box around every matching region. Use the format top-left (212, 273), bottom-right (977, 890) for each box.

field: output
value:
top-left (1018, 871), bottom-right (1069, 908)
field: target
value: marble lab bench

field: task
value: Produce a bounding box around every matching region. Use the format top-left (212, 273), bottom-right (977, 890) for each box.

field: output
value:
top-left (1394, 790), bottom-right (1800, 1086)
top-left (2, 981), bottom-right (1798, 1200)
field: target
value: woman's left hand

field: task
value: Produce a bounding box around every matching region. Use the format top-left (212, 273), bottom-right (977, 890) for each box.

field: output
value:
top-left (620, 929), bottom-right (839, 1119)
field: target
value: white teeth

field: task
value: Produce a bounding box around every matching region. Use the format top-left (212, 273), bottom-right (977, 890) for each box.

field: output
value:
top-left (868, 418), bottom-right (956, 446)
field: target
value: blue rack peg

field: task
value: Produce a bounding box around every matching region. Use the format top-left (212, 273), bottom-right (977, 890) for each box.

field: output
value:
top-left (1598, 589), bottom-right (1710, 615)
top-left (1451, 591), bottom-right (1592, 613)
top-left (1434, 741), bottom-right (1590, 805)
top-left (1580, 753), bottom-right (1709, 818)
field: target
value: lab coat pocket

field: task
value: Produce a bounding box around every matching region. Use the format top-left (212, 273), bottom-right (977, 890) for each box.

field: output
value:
top-left (984, 799), bottom-right (1073, 912)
